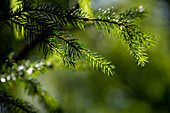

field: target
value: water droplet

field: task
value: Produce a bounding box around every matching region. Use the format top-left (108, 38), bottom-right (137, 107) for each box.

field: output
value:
top-left (139, 5), bottom-right (144, 12)
top-left (46, 62), bottom-right (51, 67)
top-left (107, 8), bottom-right (110, 10)
top-left (116, 20), bottom-right (119, 22)
top-left (7, 75), bottom-right (11, 81)
top-left (139, 5), bottom-right (143, 9)
top-left (127, 20), bottom-right (129, 22)
top-left (108, 17), bottom-right (110, 19)
top-left (12, 76), bottom-right (16, 80)
top-left (98, 8), bottom-right (101, 11)
top-left (112, 19), bottom-right (115, 21)
top-left (26, 67), bottom-right (34, 75)
top-left (39, 62), bottom-right (45, 66)
top-left (35, 64), bottom-right (39, 68)
top-left (111, 7), bottom-right (114, 9)
top-left (18, 71), bottom-right (23, 76)
top-left (1, 78), bottom-right (6, 82)
top-left (103, 10), bottom-right (107, 13)
top-left (102, 9), bottom-right (104, 12)
top-left (112, 12), bottom-right (115, 15)
top-left (139, 9), bottom-right (144, 13)
top-left (17, 65), bottom-right (25, 71)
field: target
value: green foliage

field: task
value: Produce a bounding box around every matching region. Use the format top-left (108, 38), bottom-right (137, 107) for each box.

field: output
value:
top-left (0, 89), bottom-right (37, 113)
top-left (0, 59), bottom-right (61, 113)
top-left (1, 0), bottom-right (116, 74)
top-left (17, 79), bottom-right (62, 113)
top-left (0, 0), bottom-right (156, 112)
top-left (0, 59), bottom-right (51, 81)
top-left (93, 6), bottom-right (156, 66)
top-left (1, 0), bottom-right (155, 73)
top-left (83, 49), bottom-right (115, 75)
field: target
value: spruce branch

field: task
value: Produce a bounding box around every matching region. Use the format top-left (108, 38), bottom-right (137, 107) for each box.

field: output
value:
top-left (0, 60), bottom-right (60, 112)
top-left (0, 0), bottom-right (156, 74)
top-left (0, 89), bottom-right (37, 113)
top-left (87, 6), bottom-right (156, 66)
top-left (17, 79), bottom-right (60, 113)
top-left (0, 0), bottom-right (157, 112)
top-left (49, 34), bottom-right (115, 75)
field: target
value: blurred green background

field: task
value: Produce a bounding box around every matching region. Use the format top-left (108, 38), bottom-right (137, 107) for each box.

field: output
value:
top-left (37, 0), bottom-right (170, 113)
top-left (1, 0), bottom-right (170, 113)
